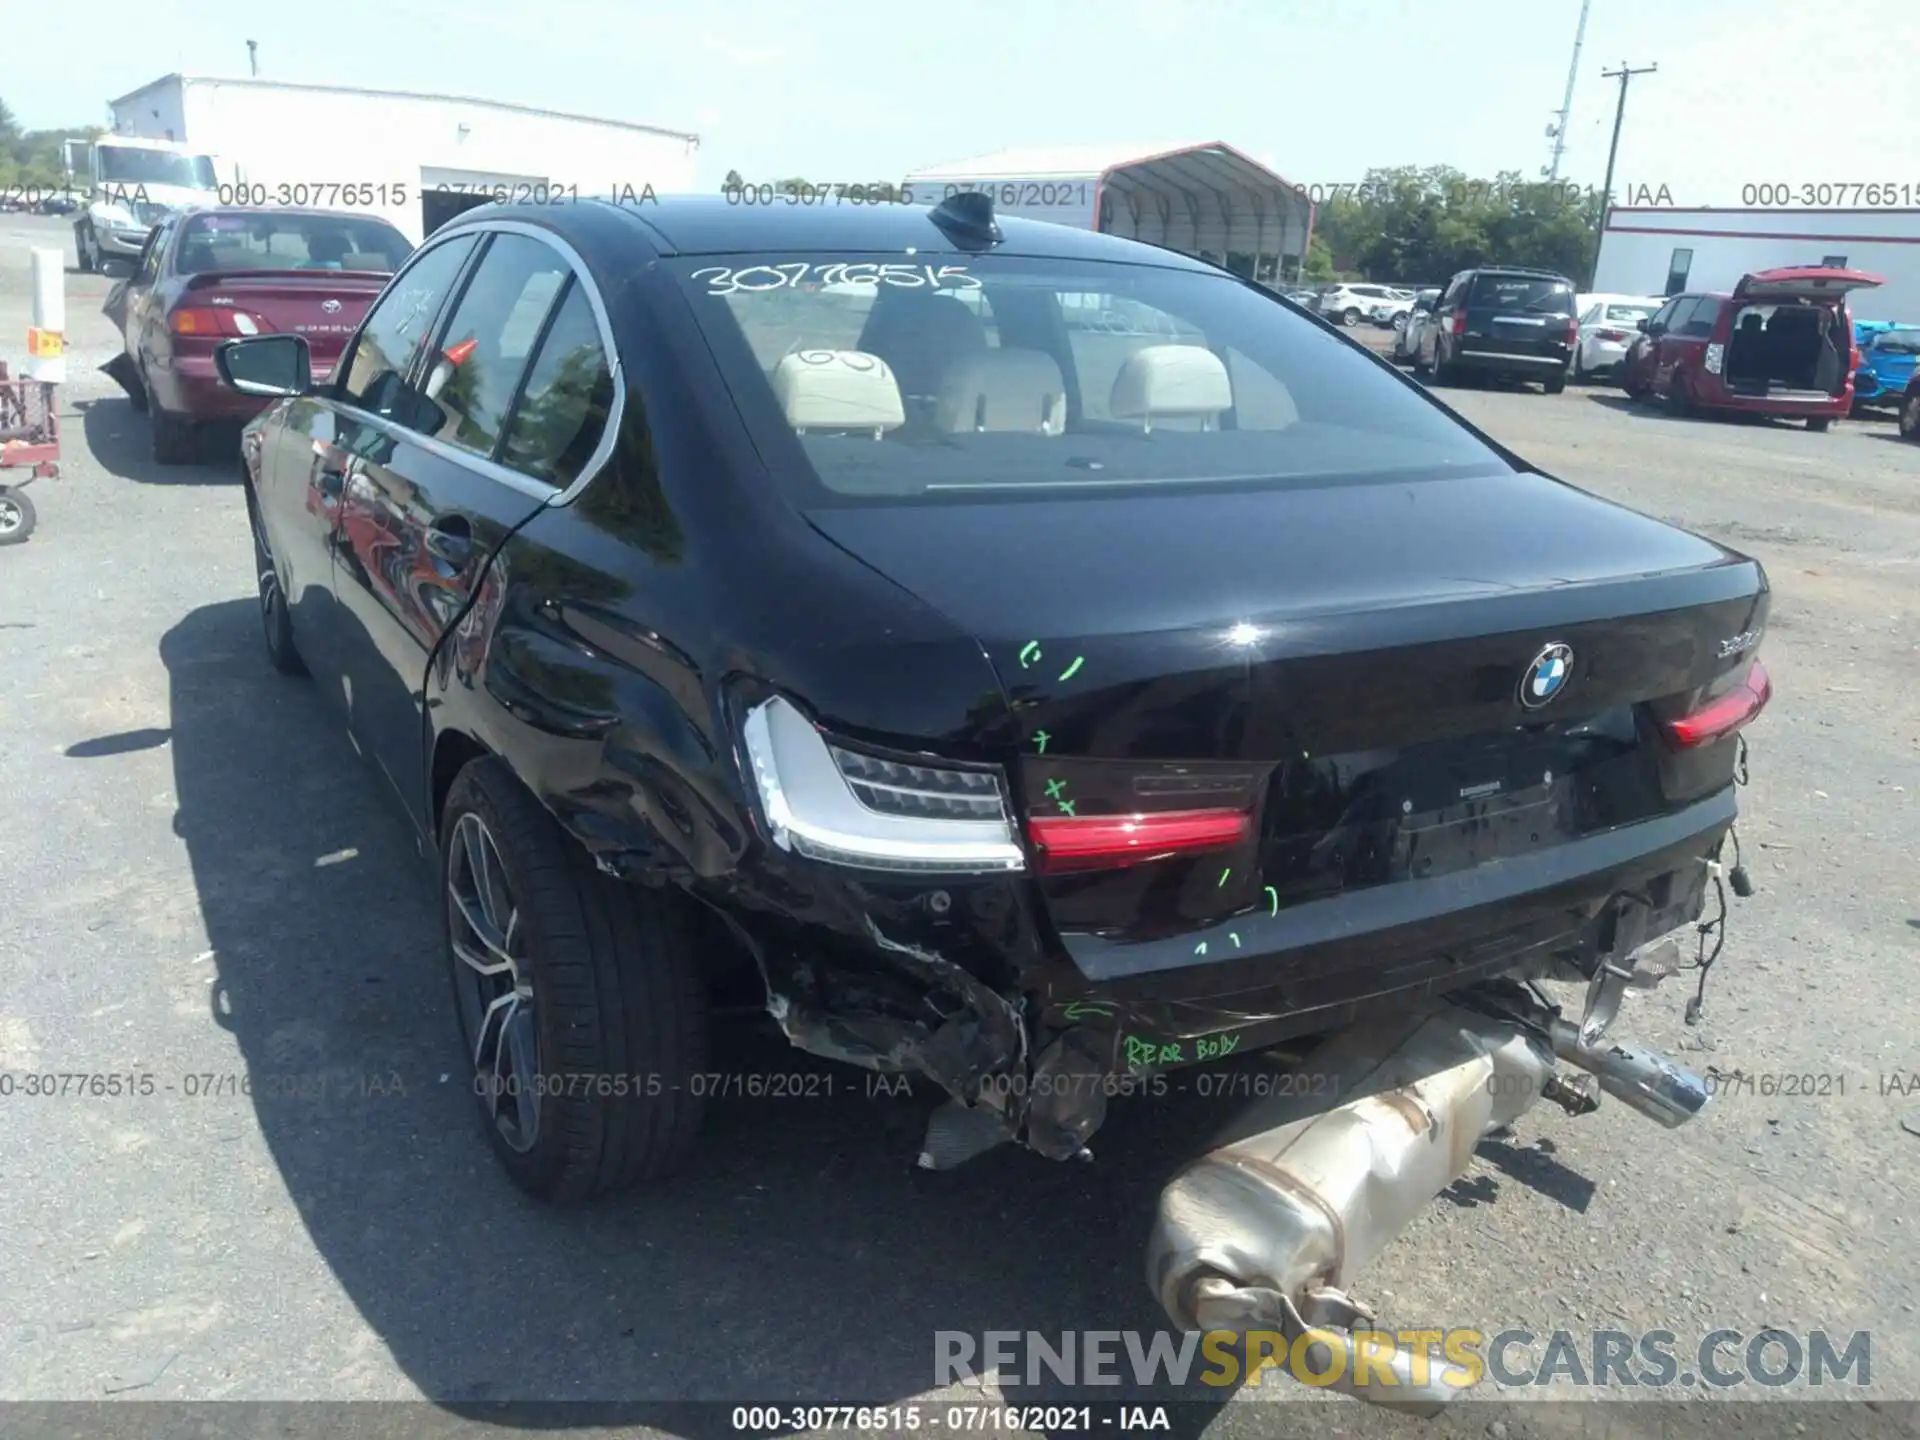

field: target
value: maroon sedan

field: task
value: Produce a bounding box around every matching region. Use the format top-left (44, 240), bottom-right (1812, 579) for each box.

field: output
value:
top-left (102, 207), bottom-right (412, 464)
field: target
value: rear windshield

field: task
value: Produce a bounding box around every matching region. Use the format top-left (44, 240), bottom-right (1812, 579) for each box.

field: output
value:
top-left (671, 254), bottom-right (1507, 508)
top-left (1603, 302), bottom-right (1658, 325)
top-left (175, 213), bottom-right (413, 275)
top-left (1871, 328), bottom-right (1920, 354)
top-left (1470, 275), bottom-right (1575, 315)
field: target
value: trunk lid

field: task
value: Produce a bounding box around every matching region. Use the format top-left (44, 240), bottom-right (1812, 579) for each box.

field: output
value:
top-left (176, 270), bottom-right (388, 371)
top-left (808, 469), bottom-right (1767, 942)
top-left (1734, 266), bottom-right (1884, 302)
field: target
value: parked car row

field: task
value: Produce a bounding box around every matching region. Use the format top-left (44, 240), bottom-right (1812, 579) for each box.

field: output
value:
top-left (1373, 259), bottom-right (1918, 438)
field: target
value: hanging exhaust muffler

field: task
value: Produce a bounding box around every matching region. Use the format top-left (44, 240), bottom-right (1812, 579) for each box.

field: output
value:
top-left (1144, 997), bottom-right (1710, 1413)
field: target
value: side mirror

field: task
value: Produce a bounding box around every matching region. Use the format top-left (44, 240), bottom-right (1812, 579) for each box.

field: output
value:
top-left (215, 334), bottom-right (312, 397)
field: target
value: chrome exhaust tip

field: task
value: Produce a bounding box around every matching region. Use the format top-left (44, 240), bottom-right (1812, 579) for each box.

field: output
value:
top-left (1547, 1018), bottom-right (1711, 1129)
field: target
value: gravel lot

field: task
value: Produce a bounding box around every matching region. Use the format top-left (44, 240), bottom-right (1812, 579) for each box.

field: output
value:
top-left (3, 213), bottom-right (1917, 1437)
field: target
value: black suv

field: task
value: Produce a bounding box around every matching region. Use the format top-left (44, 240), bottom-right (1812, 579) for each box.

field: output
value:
top-left (1414, 265), bottom-right (1578, 393)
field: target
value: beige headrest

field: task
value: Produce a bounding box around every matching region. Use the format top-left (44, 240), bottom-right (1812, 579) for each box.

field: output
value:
top-left (932, 348), bottom-right (1067, 435)
top-left (772, 350), bottom-right (905, 435)
top-left (1109, 344), bottom-right (1232, 430)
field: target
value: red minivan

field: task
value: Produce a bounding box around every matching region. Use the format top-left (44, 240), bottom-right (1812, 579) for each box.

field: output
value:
top-left (1618, 266), bottom-right (1883, 430)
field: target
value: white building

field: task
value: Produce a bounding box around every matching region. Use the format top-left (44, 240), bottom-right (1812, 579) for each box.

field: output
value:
top-left (108, 75), bottom-right (699, 243)
top-left (1593, 207), bottom-right (1920, 324)
top-left (905, 142), bottom-right (1314, 283)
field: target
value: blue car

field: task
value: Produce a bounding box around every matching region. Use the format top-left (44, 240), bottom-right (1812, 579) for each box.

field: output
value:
top-left (1851, 323), bottom-right (1920, 412)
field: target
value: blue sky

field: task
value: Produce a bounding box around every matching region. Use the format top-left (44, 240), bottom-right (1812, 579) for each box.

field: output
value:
top-left (13, 0), bottom-right (1912, 205)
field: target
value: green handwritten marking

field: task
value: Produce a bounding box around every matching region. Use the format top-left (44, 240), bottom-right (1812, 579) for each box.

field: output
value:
top-left (1033, 729), bottom-right (1051, 754)
top-left (1056, 799), bottom-right (1076, 817)
top-left (1266, 885), bottom-right (1279, 917)
top-left (1194, 1031), bottom-right (1243, 1061)
top-left (1230, 932), bottom-right (1242, 948)
top-left (1044, 778), bottom-right (1066, 800)
top-left (1218, 866), bottom-right (1231, 888)
top-left (1019, 641), bottom-right (1042, 669)
top-left (1193, 940), bottom-right (1208, 957)
top-left (1158, 1042), bottom-right (1184, 1064)
top-left (1062, 1000), bottom-right (1114, 1021)
top-left (1057, 655), bottom-right (1085, 682)
top-left (1123, 1035), bottom-right (1158, 1070)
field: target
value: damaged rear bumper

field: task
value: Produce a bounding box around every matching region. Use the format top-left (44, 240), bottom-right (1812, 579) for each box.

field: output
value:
top-left (716, 789), bottom-right (1736, 1167)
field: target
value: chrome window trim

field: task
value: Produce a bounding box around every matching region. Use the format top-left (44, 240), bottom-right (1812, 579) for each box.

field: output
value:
top-left (331, 218), bottom-right (626, 508)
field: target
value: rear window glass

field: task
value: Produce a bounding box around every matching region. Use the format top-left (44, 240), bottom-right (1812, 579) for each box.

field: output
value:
top-left (1870, 328), bottom-right (1920, 354)
top-left (1603, 303), bottom-right (1657, 324)
top-left (176, 213), bottom-right (412, 274)
top-left (1469, 275), bottom-right (1575, 315)
top-left (671, 254), bottom-right (1508, 508)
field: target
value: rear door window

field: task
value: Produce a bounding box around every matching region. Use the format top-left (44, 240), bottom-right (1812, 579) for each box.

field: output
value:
top-left (1469, 275), bottom-right (1575, 314)
top-left (422, 233), bottom-right (574, 458)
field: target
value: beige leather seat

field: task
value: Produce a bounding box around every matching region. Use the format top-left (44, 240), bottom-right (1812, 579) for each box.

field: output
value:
top-left (1109, 344), bottom-right (1233, 432)
top-left (932, 348), bottom-right (1067, 435)
top-left (772, 350), bottom-right (905, 437)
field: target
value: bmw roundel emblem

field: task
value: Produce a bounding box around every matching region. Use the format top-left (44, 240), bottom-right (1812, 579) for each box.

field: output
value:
top-left (1519, 642), bottom-right (1575, 709)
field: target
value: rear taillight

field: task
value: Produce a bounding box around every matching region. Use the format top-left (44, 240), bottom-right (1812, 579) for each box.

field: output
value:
top-left (1563, 316), bottom-right (1579, 346)
top-left (1028, 808), bottom-right (1251, 875)
top-left (1663, 659), bottom-right (1772, 748)
top-left (170, 306), bottom-right (269, 337)
top-left (1596, 328), bottom-right (1628, 343)
top-left (1450, 309), bottom-right (1467, 337)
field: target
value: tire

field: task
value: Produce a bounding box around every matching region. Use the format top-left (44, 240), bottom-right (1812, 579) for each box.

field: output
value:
top-left (1431, 340), bottom-right (1456, 385)
top-left (1342, 307), bottom-right (1362, 327)
top-left (1899, 392), bottom-right (1920, 440)
top-left (1666, 376), bottom-right (1693, 417)
top-left (1571, 351), bottom-right (1587, 385)
top-left (441, 757), bottom-right (709, 1202)
top-left (75, 225), bottom-right (95, 273)
top-left (245, 484), bottom-right (305, 675)
top-left (1807, 417), bottom-right (1832, 433)
top-left (0, 488), bottom-right (36, 546)
top-left (151, 405), bottom-right (197, 465)
top-left (1543, 372), bottom-right (1567, 396)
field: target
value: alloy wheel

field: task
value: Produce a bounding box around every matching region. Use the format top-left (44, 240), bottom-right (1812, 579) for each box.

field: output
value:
top-left (0, 496), bottom-right (22, 536)
top-left (447, 811), bottom-right (541, 1153)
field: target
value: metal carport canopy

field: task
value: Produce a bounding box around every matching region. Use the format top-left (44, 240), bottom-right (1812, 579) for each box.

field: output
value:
top-left (905, 141), bottom-right (1314, 279)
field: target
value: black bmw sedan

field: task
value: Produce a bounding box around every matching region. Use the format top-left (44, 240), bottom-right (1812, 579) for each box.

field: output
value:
top-left (215, 193), bottom-right (1771, 1201)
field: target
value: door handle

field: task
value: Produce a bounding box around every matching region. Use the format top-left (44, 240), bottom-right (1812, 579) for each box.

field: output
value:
top-left (424, 515), bottom-right (474, 567)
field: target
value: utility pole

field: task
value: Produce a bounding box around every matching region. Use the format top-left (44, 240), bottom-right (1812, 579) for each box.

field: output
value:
top-left (246, 40), bottom-right (259, 77)
top-left (1593, 60), bottom-right (1657, 284)
top-left (1544, 0), bottom-right (1592, 183)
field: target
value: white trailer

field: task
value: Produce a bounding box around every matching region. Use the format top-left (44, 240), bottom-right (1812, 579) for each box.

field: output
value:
top-left (905, 141), bottom-right (1314, 284)
top-left (1593, 207), bottom-right (1920, 324)
top-left (108, 74), bottom-right (700, 245)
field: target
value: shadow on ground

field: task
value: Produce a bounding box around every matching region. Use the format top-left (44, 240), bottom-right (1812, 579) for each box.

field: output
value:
top-left (81, 396), bottom-right (245, 483)
top-left (145, 598), bottom-right (1319, 1433)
